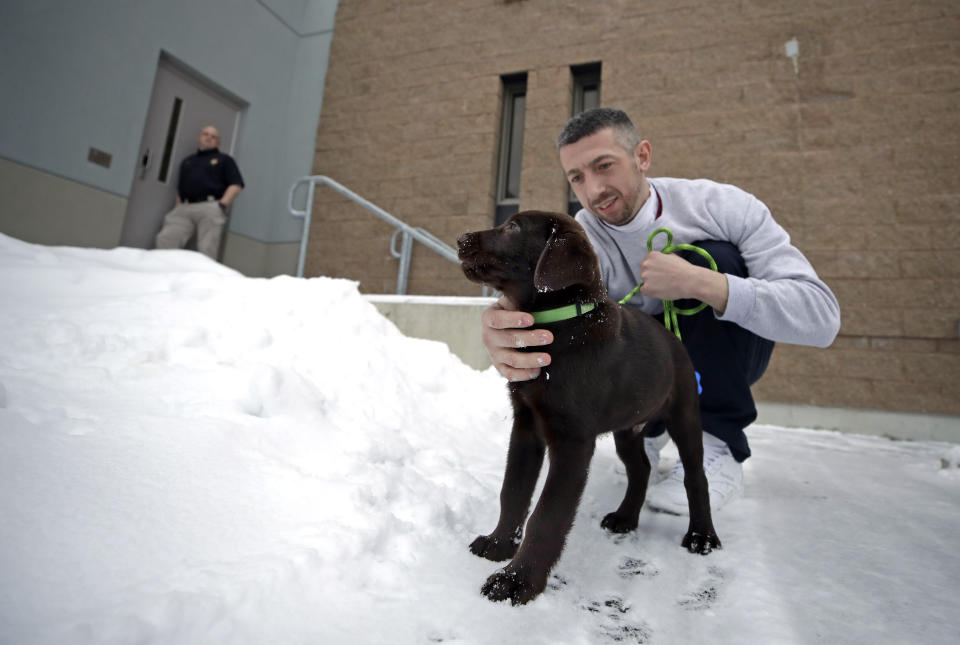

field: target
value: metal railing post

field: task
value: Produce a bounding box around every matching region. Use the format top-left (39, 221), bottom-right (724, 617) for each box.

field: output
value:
top-left (398, 230), bottom-right (414, 295)
top-left (390, 228), bottom-right (415, 295)
top-left (294, 180), bottom-right (315, 278)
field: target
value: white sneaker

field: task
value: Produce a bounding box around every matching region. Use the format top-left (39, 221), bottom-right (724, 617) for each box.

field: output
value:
top-left (645, 432), bottom-right (743, 515)
top-left (644, 432), bottom-right (670, 483)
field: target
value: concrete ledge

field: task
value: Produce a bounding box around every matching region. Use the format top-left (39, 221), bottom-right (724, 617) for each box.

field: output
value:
top-left (757, 402), bottom-right (959, 444)
top-left (366, 295), bottom-right (497, 371)
top-left (367, 296), bottom-right (960, 444)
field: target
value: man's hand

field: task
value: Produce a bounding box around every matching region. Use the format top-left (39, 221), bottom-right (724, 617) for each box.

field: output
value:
top-left (219, 184), bottom-right (243, 208)
top-left (637, 252), bottom-right (729, 314)
top-left (481, 297), bottom-right (553, 382)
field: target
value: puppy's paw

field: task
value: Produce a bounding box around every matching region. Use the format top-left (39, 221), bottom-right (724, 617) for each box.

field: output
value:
top-left (481, 566), bottom-right (545, 605)
top-left (469, 533), bottom-right (519, 562)
top-left (600, 511), bottom-right (638, 533)
top-left (681, 530), bottom-right (721, 555)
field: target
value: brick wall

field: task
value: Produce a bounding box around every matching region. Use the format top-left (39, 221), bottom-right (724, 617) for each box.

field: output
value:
top-left (310, 0), bottom-right (959, 416)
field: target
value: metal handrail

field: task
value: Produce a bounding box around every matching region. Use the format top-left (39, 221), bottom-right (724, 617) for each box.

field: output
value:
top-left (287, 175), bottom-right (462, 294)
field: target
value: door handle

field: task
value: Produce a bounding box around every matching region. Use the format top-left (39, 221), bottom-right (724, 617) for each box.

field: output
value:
top-left (139, 148), bottom-right (152, 179)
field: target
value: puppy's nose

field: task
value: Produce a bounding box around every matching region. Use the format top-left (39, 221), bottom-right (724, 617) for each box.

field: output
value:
top-left (457, 232), bottom-right (477, 252)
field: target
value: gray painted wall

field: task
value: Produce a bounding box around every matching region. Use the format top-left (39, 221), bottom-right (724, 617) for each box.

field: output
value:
top-left (0, 0), bottom-right (336, 246)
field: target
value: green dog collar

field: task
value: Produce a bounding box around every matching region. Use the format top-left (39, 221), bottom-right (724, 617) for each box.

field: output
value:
top-left (530, 302), bottom-right (597, 324)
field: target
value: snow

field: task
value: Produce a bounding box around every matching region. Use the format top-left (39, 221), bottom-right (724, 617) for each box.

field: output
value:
top-left (1, 232), bottom-right (958, 645)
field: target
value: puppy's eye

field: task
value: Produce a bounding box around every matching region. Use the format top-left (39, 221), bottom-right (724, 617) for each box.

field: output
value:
top-left (506, 220), bottom-right (520, 232)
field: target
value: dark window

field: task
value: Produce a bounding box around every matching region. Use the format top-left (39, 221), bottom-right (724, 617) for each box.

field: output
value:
top-left (158, 97), bottom-right (183, 183)
top-left (495, 74), bottom-right (527, 226)
top-left (568, 63), bottom-right (601, 215)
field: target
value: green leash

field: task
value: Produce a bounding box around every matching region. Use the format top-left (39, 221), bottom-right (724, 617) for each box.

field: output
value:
top-left (618, 228), bottom-right (718, 341)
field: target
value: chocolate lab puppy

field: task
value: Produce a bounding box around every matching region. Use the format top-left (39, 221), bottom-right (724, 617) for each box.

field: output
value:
top-left (457, 210), bottom-right (720, 605)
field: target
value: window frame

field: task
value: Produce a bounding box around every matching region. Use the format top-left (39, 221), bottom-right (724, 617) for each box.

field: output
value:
top-left (495, 73), bottom-right (527, 225)
top-left (568, 63), bottom-right (602, 215)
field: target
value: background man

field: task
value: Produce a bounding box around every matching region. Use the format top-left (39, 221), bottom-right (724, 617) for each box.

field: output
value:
top-left (155, 125), bottom-right (244, 260)
top-left (481, 107), bottom-right (840, 514)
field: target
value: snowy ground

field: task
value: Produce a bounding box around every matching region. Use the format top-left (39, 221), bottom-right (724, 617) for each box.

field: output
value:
top-left (1, 232), bottom-right (958, 645)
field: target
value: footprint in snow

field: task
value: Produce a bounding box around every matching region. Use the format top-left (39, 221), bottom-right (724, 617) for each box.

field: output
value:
top-left (677, 565), bottom-right (725, 611)
top-left (618, 556), bottom-right (660, 579)
top-left (581, 596), bottom-right (652, 644)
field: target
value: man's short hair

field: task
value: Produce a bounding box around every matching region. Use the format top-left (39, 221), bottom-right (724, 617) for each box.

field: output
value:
top-left (557, 107), bottom-right (641, 154)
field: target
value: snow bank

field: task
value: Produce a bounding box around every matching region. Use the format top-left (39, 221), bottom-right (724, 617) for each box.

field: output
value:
top-left (1, 233), bottom-right (957, 644)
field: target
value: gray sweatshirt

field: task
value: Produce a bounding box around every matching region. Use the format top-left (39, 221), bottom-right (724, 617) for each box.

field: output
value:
top-left (575, 177), bottom-right (841, 348)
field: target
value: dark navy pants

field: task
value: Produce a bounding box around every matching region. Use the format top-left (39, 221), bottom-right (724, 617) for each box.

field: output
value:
top-left (646, 241), bottom-right (774, 462)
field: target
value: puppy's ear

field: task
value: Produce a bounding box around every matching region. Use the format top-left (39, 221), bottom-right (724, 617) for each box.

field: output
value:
top-left (533, 230), bottom-right (599, 292)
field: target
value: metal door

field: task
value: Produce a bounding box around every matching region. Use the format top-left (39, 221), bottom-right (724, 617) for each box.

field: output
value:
top-left (120, 57), bottom-right (243, 249)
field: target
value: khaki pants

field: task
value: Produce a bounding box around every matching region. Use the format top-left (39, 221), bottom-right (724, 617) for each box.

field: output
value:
top-left (155, 201), bottom-right (227, 259)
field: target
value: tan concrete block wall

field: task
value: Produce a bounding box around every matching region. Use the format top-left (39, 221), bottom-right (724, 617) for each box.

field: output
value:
top-left (311, 0), bottom-right (960, 416)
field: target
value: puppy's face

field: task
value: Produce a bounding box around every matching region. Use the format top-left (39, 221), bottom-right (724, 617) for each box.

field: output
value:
top-left (457, 211), bottom-right (601, 307)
